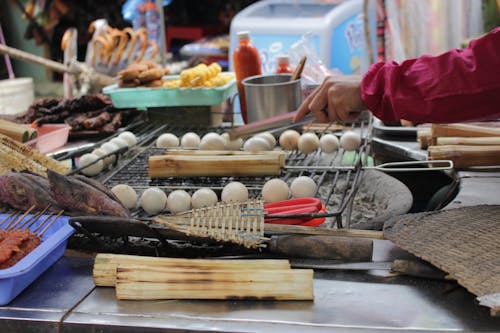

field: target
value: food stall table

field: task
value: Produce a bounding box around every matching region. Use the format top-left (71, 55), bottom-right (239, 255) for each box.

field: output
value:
top-left (1, 126), bottom-right (500, 332)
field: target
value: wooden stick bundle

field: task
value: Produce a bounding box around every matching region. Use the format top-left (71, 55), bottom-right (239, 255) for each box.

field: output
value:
top-left (428, 145), bottom-right (500, 168)
top-left (431, 123), bottom-right (500, 138)
top-left (0, 119), bottom-right (37, 143)
top-left (94, 254), bottom-right (313, 301)
top-left (94, 253), bottom-right (291, 287)
top-left (149, 154), bottom-right (282, 178)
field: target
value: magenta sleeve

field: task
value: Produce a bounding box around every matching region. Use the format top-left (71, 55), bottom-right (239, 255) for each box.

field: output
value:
top-left (360, 27), bottom-right (500, 123)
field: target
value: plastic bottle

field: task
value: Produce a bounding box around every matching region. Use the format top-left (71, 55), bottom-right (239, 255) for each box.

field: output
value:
top-left (132, 2), bottom-right (146, 30)
top-left (233, 31), bottom-right (262, 124)
top-left (144, 1), bottom-right (160, 45)
top-left (274, 55), bottom-right (293, 74)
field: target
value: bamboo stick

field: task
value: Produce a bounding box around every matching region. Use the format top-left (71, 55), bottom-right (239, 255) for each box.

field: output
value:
top-left (148, 154), bottom-right (281, 178)
top-left (436, 137), bottom-right (500, 146)
top-left (0, 133), bottom-right (70, 175)
top-left (432, 123), bottom-right (500, 138)
top-left (0, 120), bottom-right (37, 143)
top-left (417, 129), bottom-right (433, 149)
top-left (115, 265), bottom-right (314, 300)
top-left (93, 253), bottom-right (291, 287)
top-left (428, 145), bottom-right (500, 168)
top-left (163, 150), bottom-right (286, 167)
top-left (264, 224), bottom-right (385, 239)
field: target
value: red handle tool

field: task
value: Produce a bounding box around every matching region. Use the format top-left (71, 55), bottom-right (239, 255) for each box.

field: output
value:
top-left (264, 198), bottom-right (326, 226)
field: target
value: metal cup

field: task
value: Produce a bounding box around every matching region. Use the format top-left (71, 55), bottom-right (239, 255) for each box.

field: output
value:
top-left (242, 74), bottom-right (302, 123)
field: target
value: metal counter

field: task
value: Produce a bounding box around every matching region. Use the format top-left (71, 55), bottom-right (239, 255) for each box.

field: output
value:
top-left (2, 246), bottom-right (500, 333)
top-left (1, 131), bottom-right (500, 332)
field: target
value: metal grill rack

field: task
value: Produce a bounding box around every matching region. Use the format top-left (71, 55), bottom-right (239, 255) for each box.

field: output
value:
top-left (99, 116), bottom-right (374, 229)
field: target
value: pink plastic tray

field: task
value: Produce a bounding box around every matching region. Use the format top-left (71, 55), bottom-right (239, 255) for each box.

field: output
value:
top-left (26, 124), bottom-right (71, 153)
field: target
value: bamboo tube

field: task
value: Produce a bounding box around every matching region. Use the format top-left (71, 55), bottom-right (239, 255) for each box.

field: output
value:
top-left (0, 120), bottom-right (37, 143)
top-left (148, 154), bottom-right (281, 178)
top-left (432, 123), bottom-right (500, 138)
top-left (163, 149), bottom-right (286, 167)
top-left (93, 253), bottom-right (291, 287)
top-left (417, 129), bottom-right (433, 149)
top-left (115, 265), bottom-right (314, 300)
top-left (436, 137), bottom-right (500, 146)
top-left (428, 145), bottom-right (500, 168)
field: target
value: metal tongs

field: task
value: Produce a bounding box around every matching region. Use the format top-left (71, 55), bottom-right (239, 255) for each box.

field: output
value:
top-left (286, 160), bottom-right (455, 173)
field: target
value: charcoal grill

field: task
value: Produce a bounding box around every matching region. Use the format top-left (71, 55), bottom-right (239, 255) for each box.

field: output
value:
top-left (67, 115), bottom-right (416, 255)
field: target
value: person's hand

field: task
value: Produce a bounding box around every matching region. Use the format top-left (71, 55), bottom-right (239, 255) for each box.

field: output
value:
top-left (294, 75), bottom-right (366, 123)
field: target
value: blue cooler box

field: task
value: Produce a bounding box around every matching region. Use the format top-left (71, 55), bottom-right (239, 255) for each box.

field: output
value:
top-left (229, 0), bottom-right (370, 75)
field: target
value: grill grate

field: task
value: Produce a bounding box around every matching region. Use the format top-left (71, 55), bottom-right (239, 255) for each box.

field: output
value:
top-left (99, 116), bottom-right (373, 229)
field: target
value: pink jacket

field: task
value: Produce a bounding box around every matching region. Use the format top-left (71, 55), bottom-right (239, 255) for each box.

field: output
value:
top-left (361, 27), bottom-right (500, 123)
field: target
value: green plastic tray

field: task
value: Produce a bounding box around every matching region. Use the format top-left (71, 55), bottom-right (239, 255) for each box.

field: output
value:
top-left (103, 73), bottom-right (236, 109)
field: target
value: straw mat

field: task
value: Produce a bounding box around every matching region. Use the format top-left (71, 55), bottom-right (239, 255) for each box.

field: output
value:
top-left (383, 205), bottom-right (500, 299)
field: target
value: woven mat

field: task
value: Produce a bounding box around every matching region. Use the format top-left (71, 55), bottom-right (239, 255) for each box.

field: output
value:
top-left (383, 205), bottom-right (500, 299)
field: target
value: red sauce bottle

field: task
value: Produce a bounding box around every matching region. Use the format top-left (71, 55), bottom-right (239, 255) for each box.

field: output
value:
top-left (233, 31), bottom-right (262, 124)
top-left (274, 55), bottom-right (293, 74)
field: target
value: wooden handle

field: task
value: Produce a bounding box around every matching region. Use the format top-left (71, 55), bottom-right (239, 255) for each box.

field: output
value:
top-left (291, 56), bottom-right (306, 81)
top-left (432, 123), bottom-right (500, 138)
top-left (264, 223), bottom-right (385, 239)
top-left (428, 145), bottom-right (500, 168)
top-left (269, 235), bottom-right (373, 261)
top-left (148, 154), bottom-right (281, 178)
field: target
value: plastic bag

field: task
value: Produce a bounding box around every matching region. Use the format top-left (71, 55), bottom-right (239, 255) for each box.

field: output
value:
top-left (288, 32), bottom-right (341, 94)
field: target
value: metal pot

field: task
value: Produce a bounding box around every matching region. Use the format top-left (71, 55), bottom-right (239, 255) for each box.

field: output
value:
top-left (242, 74), bottom-right (302, 123)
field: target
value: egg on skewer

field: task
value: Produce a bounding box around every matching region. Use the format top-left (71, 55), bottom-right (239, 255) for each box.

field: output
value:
top-left (243, 136), bottom-right (271, 152)
top-left (255, 132), bottom-right (276, 148)
top-left (100, 142), bottom-right (120, 165)
top-left (261, 178), bottom-right (289, 203)
top-left (221, 182), bottom-right (249, 203)
top-left (290, 176), bottom-right (318, 198)
top-left (156, 133), bottom-right (180, 148)
top-left (279, 129), bottom-right (300, 150)
top-left (298, 132), bottom-right (320, 154)
top-left (140, 187), bottom-right (167, 215)
top-left (92, 148), bottom-right (112, 168)
top-left (319, 133), bottom-right (340, 153)
top-left (191, 188), bottom-right (218, 209)
top-left (181, 132), bottom-right (201, 148)
top-left (340, 131), bottom-right (361, 151)
top-left (110, 137), bottom-right (129, 150)
top-left (221, 133), bottom-right (243, 150)
top-left (111, 184), bottom-right (138, 209)
top-left (199, 132), bottom-right (226, 150)
top-left (167, 190), bottom-right (192, 214)
top-left (78, 153), bottom-right (103, 176)
top-left (118, 131), bottom-right (137, 147)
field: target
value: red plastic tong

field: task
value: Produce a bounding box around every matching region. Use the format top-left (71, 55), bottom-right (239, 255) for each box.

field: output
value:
top-left (264, 198), bottom-right (326, 226)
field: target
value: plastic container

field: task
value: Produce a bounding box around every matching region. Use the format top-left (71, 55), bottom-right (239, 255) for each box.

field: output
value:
top-left (233, 31), bottom-right (262, 124)
top-left (144, 1), bottom-right (161, 45)
top-left (274, 55), bottom-right (293, 74)
top-left (0, 78), bottom-right (34, 120)
top-left (229, 0), bottom-right (367, 74)
top-left (0, 214), bottom-right (74, 305)
top-left (103, 73), bottom-right (237, 109)
top-left (26, 124), bottom-right (71, 154)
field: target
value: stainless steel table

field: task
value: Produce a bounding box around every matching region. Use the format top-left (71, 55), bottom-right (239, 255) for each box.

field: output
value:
top-left (2, 131), bottom-right (500, 332)
top-left (2, 251), bottom-right (499, 333)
